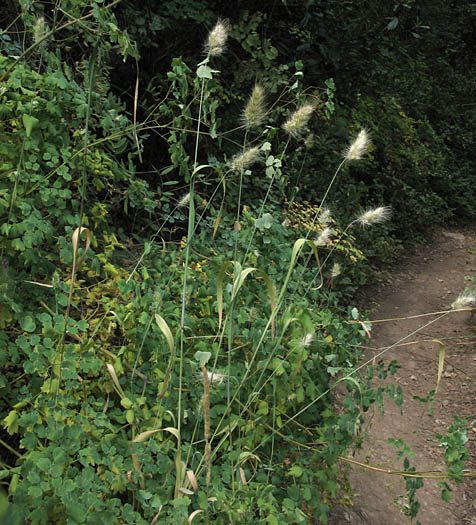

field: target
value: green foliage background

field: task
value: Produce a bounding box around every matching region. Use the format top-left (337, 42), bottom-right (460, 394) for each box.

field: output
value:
top-left (0, 0), bottom-right (474, 523)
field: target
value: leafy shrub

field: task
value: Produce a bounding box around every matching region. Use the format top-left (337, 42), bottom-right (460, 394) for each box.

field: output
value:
top-left (2, 2), bottom-right (472, 523)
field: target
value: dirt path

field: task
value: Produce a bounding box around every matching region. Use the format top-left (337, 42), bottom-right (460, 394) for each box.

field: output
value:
top-left (332, 228), bottom-right (476, 524)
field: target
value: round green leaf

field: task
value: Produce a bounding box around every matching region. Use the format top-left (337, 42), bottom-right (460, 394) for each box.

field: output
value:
top-left (20, 315), bottom-right (36, 332)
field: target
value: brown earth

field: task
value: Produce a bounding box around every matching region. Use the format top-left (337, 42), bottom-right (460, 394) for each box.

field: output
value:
top-left (330, 228), bottom-right (476, 525)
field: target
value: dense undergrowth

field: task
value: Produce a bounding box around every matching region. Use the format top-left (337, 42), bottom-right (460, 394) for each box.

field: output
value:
top-left (0, 1), bottom-right (474, 523)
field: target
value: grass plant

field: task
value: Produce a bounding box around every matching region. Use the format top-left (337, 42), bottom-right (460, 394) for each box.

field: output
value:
top-left (0, 10), bottom-right (473, 525)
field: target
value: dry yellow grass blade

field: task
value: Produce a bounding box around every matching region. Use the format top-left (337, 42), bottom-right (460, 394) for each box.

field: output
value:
top-left (154, 314), bottom-right (175, 399)
top-left (239, 467), bottom-right (247, 485)
top-left (24, 280), bottom-right (53, 288)
top-left (188, 510), bottom-right (204, 523)
top-left (105, 363), bottom-right (125, 399)
top-left (186, 470), bottom-right (199, 493)
top-left (131, 452), bottom-right (145, 489)
top-left (133, 427), bottom-right (179, 443)
top-left (433, 339), bottom-right (446, 394)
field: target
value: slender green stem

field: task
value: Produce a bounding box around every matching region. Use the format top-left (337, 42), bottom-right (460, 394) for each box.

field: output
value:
top-left (0, 438), bottom-right (22, 459)
top-left (290, 158), bottom-right (347, 290)
top-left (251, 312), bottom-right (450, 454)
top-left (55, 48), bottom-right (97, 399)
top-left (228, 129), bottom-right (249, 406)
top-left (177, 60), bottom-right (208, 496)
top-left (303, 219), bottom-right (357, 297)
top-left (242, 138), bottom-right (291, 265)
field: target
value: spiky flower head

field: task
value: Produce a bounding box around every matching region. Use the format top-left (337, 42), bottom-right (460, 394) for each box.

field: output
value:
top-left (243, 84), bottom-right (266, 128)
top-left (300, 333), bottom-right (314, 347)
top-left (283, 104), bottom-right (314, 137)
top-left (343, 129), bottom-right (371, 162)
top-left (304, 133), bottom-right (315, 150)
top-left (357, 206), bottom-right (392, 228)
top-left (230, 146), bottom-right (261, 171)
top-left (331, 262), bottom-right (341, 278)
top-left (51, 270), bottom-right (60, 289)
top-left (318, 207), bottom-right (331, 225)
top-left (33, 16), bottom-right (48, 47)
top-left (314, 227), bottom-right (333, 247)
top-left (206, 20), bottom-right (228, 57)
top-left (178, 193), bottom-right (190, 208)
top-left (202, 369), bottom-right (227, 385)
top-left (451, 290), bottom-right (476, 310)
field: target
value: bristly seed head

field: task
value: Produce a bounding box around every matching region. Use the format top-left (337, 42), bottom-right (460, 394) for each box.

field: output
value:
top-left (318, 207), bottom-right (331, 225)
top-left (343, 129), bottom-right (371, 162)
top-left (206, 20), bottom-right (229, 57)
top-left (304, 133), bottom-right (315, 150)
top-left (331, 262), bottom-right (341, 278)
top-left (230, 146), bottom-right (261, 171)
top-left (300, 333), bottom-right (314, 347)
top-left (243, 84), bottom-right (266, 128)
top-left (33, 16), bottom-right (47, 47)
top-left (451, 290), bottom-right (476, 310)
top-left (283, 104), bottom-right (314, 137)
top-left (202, 369), bottom-right (227, 385)
top-left (357, 206), bottom-right (392, 228)
top-left (177, 193), bottom-right (190, 208)
top-left (314, 227), bottom-right (333, 247)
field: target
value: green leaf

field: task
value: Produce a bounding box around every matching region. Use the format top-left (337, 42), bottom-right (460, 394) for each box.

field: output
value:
top-left (194, 351), bottom-right (211, 365)
top-left (126, 409), bottom-right (134, 424)
top-left (37, 458), bottom-right (51, 472)
top-left (27, 485), bottom-right (42, 498)
top-left (22, 114), bottom-right (39, 137)
top-left (121, 397), bottom-right (133, 409)
top-left (255, 213), bottom-right (273, 230)
top-left (387, 17), bottom-right (399, 30)
top-left (3, 410), bottom-right (18, 435)
top-left (441, 488), bottom-right (452, 503)
top-left (67, 502), bottom-right (86, 523)
top-left (196, 65), bottom-right (214, 79)
top-left (11, 238), bottom-right (25, 251)
top-left (20, 315), bottom-right (36, 332)
top-left (288, 465), bottom-right (303, 478)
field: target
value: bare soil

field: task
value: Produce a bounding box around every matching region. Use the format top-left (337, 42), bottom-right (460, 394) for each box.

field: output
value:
top-left (330, 228), bottom-right (476, 525)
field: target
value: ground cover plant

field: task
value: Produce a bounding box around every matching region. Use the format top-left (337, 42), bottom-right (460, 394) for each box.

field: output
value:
top-left (0, 2), bottom-right (474, 524)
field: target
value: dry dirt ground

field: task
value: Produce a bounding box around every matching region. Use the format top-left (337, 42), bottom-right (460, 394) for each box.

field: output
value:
top-left (330, 228), bottom-right (476, 525)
